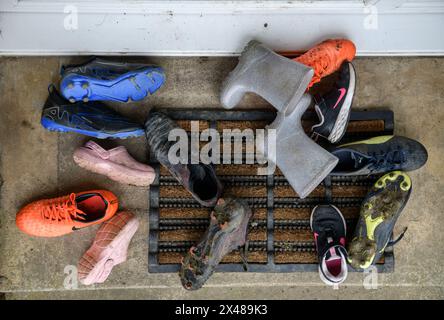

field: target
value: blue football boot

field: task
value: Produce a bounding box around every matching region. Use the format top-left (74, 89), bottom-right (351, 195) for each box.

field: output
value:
top-left (41, 86), bottom-right (145, 139)
top-left (60, 57), bottom-right (165, 103)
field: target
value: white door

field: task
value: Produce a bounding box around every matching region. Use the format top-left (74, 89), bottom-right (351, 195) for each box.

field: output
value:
top-left (0, 0), bottom-right (443, 55)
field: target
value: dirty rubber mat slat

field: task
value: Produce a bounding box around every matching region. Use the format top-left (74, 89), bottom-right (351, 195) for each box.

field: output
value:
top-left (148, 109), bottom-right (394, 273)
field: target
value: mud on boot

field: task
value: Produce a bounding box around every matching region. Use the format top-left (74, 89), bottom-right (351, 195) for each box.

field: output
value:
top-left (347, 171), bottom-right (412, 270)
top-left (179, 198), bottom-right (253, 290)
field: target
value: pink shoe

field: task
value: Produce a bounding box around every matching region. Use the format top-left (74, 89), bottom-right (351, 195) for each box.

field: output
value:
top-left (73, 141), bottom-right (155, 186)
top-left (77, 211), bottom-right (139, 285)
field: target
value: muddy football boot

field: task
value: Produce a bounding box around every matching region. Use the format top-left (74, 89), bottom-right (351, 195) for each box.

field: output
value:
top-left (330, 135), bottom-right (428, 176)
top-left (60, 57), bottom-right (165, 103)
top-left (348, 171), bottom-right (412, 270)
top-left (145, 111), bottom-right (222, 207)
top-left (180, 198), bottom-right (253, 290)
top-left (311, 62), bottom-right (356, 143)
top-left (311, 205), bottom-right (348, 285)
top-left (294, 39), bottom-right (356, 89)
top-left (41, 86), bottom-right (145, 139)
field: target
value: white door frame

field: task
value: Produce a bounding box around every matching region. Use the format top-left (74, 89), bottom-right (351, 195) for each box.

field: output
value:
top-left (1, 0), bottom-right (443, 56)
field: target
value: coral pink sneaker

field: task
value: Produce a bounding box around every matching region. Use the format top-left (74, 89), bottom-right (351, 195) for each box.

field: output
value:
top-left (77, 211), bottom-right (139, 285)
top-left (73, 141), bottom-right (155, 186)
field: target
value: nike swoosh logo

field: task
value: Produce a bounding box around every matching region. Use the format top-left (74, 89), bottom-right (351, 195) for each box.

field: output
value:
top-left (333, 88), bottom-right (347, 109)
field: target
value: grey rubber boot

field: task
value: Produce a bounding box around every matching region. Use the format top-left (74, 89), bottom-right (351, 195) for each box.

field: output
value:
top-left (220, 40), bottom-right (314, 114)
top-left (258, 94), bottom-right (339, 198)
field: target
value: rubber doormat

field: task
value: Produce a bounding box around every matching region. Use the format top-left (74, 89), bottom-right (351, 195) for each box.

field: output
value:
top-left (148, 108), bottom-right (395, 273)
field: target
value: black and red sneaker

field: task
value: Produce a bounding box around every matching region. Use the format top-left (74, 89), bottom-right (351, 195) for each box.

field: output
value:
top-left (311, 62), bottom-right (356, 144)
top-left (310, 205), bottom-right (348, 285)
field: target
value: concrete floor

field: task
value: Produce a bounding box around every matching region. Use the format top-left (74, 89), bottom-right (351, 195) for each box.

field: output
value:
top-left (0, 56), bottom-right (443, 300)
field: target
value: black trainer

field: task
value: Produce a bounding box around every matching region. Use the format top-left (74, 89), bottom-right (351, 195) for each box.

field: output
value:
top-left (311, 62), bottom-right (356, 143)
top-left (41, 86), bottom-right (145, 139)
top-left (310, 205), bottom-right (348, 285)
top-left (145, 111), bottom-right (223, 207)
top-left (330, 135), bottom-right (428, 176)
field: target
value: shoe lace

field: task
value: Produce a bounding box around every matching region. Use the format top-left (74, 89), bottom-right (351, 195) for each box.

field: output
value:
top-left (41, 193), bottom-right (86, 224)
top-left (320, 226), bottom-right (347, 257)
top-left (366, 147), bottom-right (406, 173)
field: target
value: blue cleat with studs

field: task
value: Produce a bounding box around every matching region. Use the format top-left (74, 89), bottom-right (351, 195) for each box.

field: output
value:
top-left (60, 57), bottom-right (165, 103)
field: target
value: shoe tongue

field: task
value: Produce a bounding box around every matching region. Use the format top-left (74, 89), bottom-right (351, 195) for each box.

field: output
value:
top-left (326, 246), bottom-right (342, 261)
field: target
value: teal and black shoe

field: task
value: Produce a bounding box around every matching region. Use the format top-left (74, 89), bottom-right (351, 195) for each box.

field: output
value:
top-left (330, 135), bottom-right (427, 176)
top-left (347, 171), bottom-right (411, 270)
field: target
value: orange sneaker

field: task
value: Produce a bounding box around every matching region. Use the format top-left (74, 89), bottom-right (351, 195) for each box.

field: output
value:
top-left (294, 39), bottom-right (356, 89)
top-left (16, 190), bottom-right (118, 237)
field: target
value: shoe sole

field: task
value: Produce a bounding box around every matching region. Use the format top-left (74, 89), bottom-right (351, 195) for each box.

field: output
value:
top-left (347, 171), bottom-right (412, 270)
top-left (41, 117), bottom-right (144, 139)
top-left (60, 67), bottom-right (165, 103)
top-left (328, 62), bottom-right (356, 143)
top-left (79, 216), bottom-right (139, 285)
top-left (73, 149), bottom-right (155, 187)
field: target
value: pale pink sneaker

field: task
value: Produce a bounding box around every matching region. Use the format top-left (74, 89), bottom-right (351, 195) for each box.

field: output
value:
top-left (78, 211), bottom-right (139, 285)
top-left (73, 140), bottom-right (155, 186)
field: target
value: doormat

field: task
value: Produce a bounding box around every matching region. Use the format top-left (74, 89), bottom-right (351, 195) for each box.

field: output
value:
top-left (148, 108), bottom-right (394, 273)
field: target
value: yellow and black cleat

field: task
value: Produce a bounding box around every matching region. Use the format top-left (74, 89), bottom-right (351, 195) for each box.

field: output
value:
top-left (347, 171), bottom-right (412, 270)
